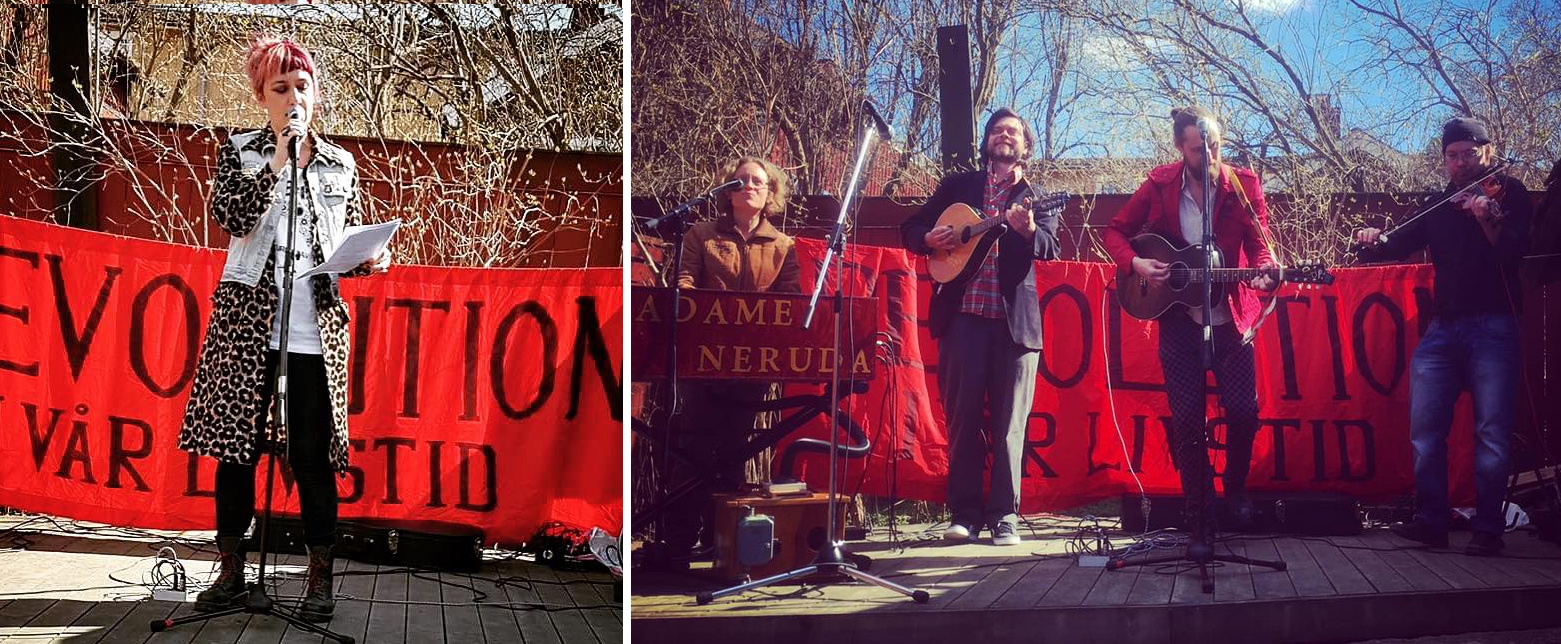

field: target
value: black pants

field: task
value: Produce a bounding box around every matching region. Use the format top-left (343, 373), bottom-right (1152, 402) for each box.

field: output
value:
top-left (215, 351), bottom-right (338, 546)
top-left (1157, 315), bottom-right (1261, 527)
top-left (662, 380), bottom-right (769, 557)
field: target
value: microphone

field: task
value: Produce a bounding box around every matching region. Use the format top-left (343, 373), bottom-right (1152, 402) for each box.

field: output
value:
top-left (286, 106), bottom-right (304, 159)
top-left (862, 101), bottom-right (893, 140)
top-left (643, 180), bottom-right (745, 228)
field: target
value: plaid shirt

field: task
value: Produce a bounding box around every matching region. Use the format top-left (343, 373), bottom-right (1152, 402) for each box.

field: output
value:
top-left (958, 164), bottom-right (1023, 318)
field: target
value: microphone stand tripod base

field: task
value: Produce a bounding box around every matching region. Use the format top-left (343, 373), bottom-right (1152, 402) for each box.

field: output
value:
top-left (695, 543), bottom-right (929, 606)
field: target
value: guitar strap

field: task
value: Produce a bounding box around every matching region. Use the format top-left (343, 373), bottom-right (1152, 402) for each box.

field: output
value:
top-left (1224, 165), bottom-right (1282, 344)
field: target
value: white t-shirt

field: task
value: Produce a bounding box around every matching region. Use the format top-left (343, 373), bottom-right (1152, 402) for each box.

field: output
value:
top-left (269, 172), bottom-right (323, 354)
top-left (1178, 170), bottom-right (1233, 326)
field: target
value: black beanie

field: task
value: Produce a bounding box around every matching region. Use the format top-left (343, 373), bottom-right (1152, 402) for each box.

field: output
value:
top-left (1442, 117), bottom-right (1491, 150)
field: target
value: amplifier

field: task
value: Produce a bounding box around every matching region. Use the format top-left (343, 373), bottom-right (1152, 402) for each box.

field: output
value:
top-left (244, 514), bottom-right (485, 572)
top-left (1119, 493), bottom-right (1362, 536)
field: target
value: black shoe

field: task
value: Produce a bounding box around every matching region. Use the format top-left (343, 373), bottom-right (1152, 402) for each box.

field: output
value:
top-left (1390, 521), bottom-right (1449, 548)
top-left (1226, 494), bottom-right (1255, 531)
top-left (193, 536), bottom-right (248, 612)
top-left (1465, 531), bottom-right (1505, 557)
top-left (298, 545), bottom-right (336, 623)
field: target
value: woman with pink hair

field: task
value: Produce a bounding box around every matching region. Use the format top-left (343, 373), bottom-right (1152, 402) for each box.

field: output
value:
top-left (179, 35), bottom-right (388, 623)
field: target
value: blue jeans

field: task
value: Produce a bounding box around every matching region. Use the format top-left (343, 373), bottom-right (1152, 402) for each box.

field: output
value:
top-left (1409, 314), bottom-right (1520, 535)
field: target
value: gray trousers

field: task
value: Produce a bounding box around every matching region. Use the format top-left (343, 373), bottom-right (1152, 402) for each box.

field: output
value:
top-left (938, 313), bottom-right (1040, 530)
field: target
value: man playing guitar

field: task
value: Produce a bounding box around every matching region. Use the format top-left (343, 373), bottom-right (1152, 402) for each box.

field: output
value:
top-left (1102, 106), bottom-right (1280, 553)
top-left (899, 108), bottom-right (1061, 546)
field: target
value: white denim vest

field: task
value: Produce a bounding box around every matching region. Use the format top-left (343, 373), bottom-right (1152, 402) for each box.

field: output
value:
top-left (218, 129), bottom-right (356, 288)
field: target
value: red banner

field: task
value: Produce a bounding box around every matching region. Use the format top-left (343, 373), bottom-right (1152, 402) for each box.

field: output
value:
top-left (0, 216), bottom-right (621, 546)
top-left (780, 238), bottom-right (1481, 510)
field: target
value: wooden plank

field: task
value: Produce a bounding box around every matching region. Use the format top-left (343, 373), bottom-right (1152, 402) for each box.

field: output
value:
top-left (499, 564), bottom-right (564, 644)
top-left (891, 555), bottom-right (1002, 609)
top-left (1168, 561), bottom-right (1216, 604)
top-left (24, 598), bottom-right (98, 643)
top-left (1081, 558), bottom-right (1137, 606)
top-left (403, 569), bottom-right (446, 644)
top-left (1405, 546), bottom-right (1488, 590)
top-left (1123, 560), bottom-right (1176, 606)
top-left (1330, 536), bottom-right (1414, 594)
top-left (183, 604), bottom-right (251, 644)
top-left (525, 564), bottom-right (593, 644)
top-left (87, 600), bottom-right (182, 644)
top-left (1272, 537), bottom-right (1336, 597)
top-left (1442, 549), bottom-right (1521, 588)
top-left (1301, 537), bottom-right (1375, 595)
top-left (0, 600), bottom-right (56, 637)
top-left (1212, 537), bottom-right (1256, 602)
top-left (944, 557), bottom-right (1040, 609)
top-left (436, 571), bottom-right (482, 644)
top-left (543, 566), bottom-right (618, 644)
top-left (1356, 531), bottom-right (1449, 593)
top-left (991, 555), bottom-right (1068, 609)
top-left (1239, 536), bottom-right (1297, 600)
top-left (326, 559), bottom-right (374, 644)
top-left (362, 566), bottom-right (407, 644)
top-left (1034, 560), bottom-right (1104, 607)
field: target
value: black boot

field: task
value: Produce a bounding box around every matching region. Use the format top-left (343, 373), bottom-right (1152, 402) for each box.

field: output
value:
top-left (1225, 478), bottom-right (1255, 531)
top-left (194, 536), bottom-right (248, 611)
top-left (299, 545), bottom-right (336, 622)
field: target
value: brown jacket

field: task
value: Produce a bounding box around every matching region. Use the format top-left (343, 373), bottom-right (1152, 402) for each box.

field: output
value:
top-left (677, 216), bottom-right (801, 292)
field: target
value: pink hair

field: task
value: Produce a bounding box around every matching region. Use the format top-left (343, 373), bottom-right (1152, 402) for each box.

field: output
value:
top-left (243, 35), bottom-right (316, 100)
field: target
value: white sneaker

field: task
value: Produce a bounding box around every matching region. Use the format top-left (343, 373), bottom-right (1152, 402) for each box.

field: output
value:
top-left (992, 523), bottom-right (1021, 546)
top-left (943, 523), bottom-right (972, 541)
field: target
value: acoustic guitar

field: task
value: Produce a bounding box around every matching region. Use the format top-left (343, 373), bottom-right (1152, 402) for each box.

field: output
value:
top-left (927, 190), bottom-right (1069, 284)
top-left (1115, 233), bottom-right (1334, 320)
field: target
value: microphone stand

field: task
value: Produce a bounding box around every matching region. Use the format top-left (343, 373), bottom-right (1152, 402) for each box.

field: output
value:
top-left (697, 109), bottom-right (928, 605)
top-left (633, 186), bottom-right (721, 567)
top-left (1107, 131), bottom-right (1284, 593)
top-left (153, 130), bottom-right (354, 642)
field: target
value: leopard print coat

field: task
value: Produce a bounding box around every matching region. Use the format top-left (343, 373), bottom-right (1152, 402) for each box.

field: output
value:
top-left (179, 127), bottom-right (365, 472)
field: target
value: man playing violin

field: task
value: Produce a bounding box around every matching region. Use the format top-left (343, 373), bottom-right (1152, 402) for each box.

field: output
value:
top-left (1354, 117), bottom-right (1534, 556)
top-left (900, 108), bottom-right (1061, 546)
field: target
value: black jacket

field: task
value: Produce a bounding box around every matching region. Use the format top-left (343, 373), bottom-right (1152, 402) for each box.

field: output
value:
top-left (900, 170), bottom-right (1061, 350)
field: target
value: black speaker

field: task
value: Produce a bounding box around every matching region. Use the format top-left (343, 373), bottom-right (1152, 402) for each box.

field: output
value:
top-left (1119, 492), bottom-right (1363, 536)
top-left (245, 514), bottom-right (484, 572)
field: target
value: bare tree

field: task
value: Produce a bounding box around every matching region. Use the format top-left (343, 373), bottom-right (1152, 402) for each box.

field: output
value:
top-left (0, 3), bottom-right (622, 268)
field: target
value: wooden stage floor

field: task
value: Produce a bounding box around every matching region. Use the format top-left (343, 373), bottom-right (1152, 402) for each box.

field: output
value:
top-left (0, 514), bottom-right (621, 644)
top-left (633, 517), bottom-right (1561, 644)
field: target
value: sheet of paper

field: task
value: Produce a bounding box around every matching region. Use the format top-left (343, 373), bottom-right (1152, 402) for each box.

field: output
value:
top-left (296, 219), bottom-right (400, 280)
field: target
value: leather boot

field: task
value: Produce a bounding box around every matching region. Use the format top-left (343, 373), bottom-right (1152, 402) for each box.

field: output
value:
top-left (299, 545), bottom-right (336, 622)
top-left (193, 536), bottom-right (247, 611)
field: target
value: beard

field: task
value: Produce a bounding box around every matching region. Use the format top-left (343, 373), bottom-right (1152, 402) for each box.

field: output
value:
top-left (987, 141), bottom-right (1021, 164)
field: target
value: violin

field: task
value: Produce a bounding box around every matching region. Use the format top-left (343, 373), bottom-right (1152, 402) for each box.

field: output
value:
top-left (1355, 158), bottom-right (1513, 251)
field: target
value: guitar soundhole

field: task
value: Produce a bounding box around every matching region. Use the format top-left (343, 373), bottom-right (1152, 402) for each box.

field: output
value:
top-left (1167, 263), bottom-right (1190, 290)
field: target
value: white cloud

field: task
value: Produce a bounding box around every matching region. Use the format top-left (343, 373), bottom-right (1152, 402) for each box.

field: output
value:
top-left (1241, 0), bottom-right (1304, 14)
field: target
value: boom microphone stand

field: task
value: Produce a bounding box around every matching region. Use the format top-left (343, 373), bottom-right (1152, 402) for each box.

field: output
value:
top-left (1107, 121), bottom-right (1284, 593)
top-left (153, 118), bottom-right (354, 642)
top-left (697, 102), bottom-right (927, 605)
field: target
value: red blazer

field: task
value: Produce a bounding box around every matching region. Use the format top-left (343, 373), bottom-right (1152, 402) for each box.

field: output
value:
top-left (1102, 161), bottom-right (1276, 333)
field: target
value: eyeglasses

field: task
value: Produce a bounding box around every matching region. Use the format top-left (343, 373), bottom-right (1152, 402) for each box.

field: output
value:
top-left (1444, 149), bottom-right (1485, 163)
top-left (732, 176), bottom-right (769, 190)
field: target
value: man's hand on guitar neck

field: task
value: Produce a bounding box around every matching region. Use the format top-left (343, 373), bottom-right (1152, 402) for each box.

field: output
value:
top-left (1004, 203), bottom-right (1036, 239)
top-left (924, 225), bottom-right (957, 251)
top-left (1250, 260), bottom-right (1278, 292)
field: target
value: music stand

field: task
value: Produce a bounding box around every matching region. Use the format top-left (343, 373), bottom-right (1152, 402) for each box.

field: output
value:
top-left (1107, 122), bottom-right (1284, 593)
top-left (152, 131), bottom-right (354, 642)
top-left (696, 103), bottom-right (928, 605)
